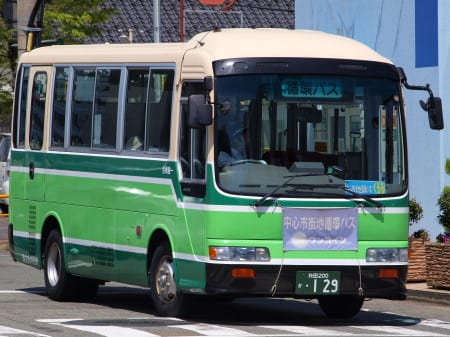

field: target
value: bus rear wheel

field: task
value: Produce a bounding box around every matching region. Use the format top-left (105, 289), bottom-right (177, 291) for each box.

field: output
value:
top-left (44, 230), bottom-right (98, 301)
top-left (148, 242), bottom-right (188, 317)
top-left (318, 295), bottom-right (364, 319)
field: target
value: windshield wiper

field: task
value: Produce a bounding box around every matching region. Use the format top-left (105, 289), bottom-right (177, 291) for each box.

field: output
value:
top-left (252, 174), bottom-right (335, 207)
top-left (252, 174), bottom-right (383, 209)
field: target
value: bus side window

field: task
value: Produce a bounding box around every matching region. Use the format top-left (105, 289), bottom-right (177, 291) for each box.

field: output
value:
top-left (93, 68), bottom-right (120, 149)
top-left (180, 81), bottom-right (206, 181)
top-left (71, 68), bottom-right (95, 147)
top-left (12, 66), bottom-right (30, 148)
top-left (29, 72), bottom-right (47, 150)
top-left (51, 67), bottom-right (70, 148)
top-left (146, 69), bottom-right (174, 153)
top-left (124, 68), bottom-right (147, 151)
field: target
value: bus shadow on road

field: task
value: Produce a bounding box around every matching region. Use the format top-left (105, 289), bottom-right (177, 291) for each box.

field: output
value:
top-left (95, 288), bottom-right (422, 327)
top-left (17, 285), bottom-right (423, 328)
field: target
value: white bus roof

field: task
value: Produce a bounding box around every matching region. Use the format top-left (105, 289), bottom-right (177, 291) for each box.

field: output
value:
top-left (19, 28), bottom-right (392, 66)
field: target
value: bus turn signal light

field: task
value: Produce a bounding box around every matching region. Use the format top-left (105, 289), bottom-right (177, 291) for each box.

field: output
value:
top-left (378, 268), bottom-right (398, 278)
top-left (231, 268), bottom-right (255, 278)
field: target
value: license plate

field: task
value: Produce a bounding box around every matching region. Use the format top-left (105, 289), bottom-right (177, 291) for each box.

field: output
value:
top-left (295, 271), bottom-right (341, 295)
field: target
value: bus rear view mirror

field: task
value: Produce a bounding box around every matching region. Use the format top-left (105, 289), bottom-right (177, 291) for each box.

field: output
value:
top-left (397, 67), bottom-right (444, 130)
top-left (421, 96), bottom-right (444, 130)
top-left (188, 94), bottom-right (212, 129)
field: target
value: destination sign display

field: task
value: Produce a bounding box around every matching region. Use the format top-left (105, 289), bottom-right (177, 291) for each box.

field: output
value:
top-left (281, 78), bottom-right (344, 99)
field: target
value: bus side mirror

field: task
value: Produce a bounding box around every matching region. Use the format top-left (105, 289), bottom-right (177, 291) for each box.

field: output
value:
top-left (397, 67), bottom-right (444, 130)
top-left (188, 94), bottom-right (212, 129)
top-left (421, 96), bottom-right (444, 130)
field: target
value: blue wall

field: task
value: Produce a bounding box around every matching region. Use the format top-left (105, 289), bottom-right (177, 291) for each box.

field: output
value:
top-left (415, 0), bottom-right (438, 68)
top-left (295, 0), bottom-right (449, 238)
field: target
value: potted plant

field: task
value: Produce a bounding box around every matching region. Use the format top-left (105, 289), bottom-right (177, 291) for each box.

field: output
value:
top-left (425, 186), bottom-right (450, 289)
top-left (407, 198), bottom-right (428, 281)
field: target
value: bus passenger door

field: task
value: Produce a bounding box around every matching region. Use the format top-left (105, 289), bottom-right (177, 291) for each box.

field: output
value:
top-left (177, 81), bottom-right (208, 289)
top-left (25, 67), bottom-right (51, 204)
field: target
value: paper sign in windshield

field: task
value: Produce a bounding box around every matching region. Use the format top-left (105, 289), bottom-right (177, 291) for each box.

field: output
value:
top-left (283, 208), bottom-right (358, 251)
top-left (345, 180), bottom-right (385, 195)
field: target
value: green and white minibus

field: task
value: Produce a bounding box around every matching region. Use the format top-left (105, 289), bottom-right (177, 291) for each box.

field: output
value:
top-left (8, 28), bottom-right (443, 319)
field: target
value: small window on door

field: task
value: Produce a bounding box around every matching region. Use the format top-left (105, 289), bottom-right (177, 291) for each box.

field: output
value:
top-left (29, 72), bottom-right (47, 150)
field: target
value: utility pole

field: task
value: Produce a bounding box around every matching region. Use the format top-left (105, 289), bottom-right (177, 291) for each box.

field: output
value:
top-left (153, 0), bottom-right (160, 43)
top-left (16, 0), bottom-right (45, 56)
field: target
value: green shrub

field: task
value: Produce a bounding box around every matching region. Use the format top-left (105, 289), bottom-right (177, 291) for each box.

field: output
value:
top-left (437, 186), bottom-right (450, 234)
top-left (409, 198), bottom-right (423, 226)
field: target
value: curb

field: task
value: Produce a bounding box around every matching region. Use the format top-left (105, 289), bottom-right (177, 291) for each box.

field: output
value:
top-left (407, 289), bottom-right (450, 305)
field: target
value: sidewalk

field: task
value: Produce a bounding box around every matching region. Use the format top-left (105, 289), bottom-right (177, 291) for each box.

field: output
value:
top-left (407, 281), bottom-right (450, 305)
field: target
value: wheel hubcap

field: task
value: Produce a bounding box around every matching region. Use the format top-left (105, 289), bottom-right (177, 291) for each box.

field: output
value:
top-left (47, 242), bottom-right (61, 287)
top-left (155, 257), bottom-right (177, 303)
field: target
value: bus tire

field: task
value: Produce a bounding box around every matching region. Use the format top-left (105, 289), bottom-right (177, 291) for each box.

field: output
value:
top-left (43, 230), bottom-right (78, 301)
top-left (318, 295), bottom-right (364, 319)
top-left (148, 242), bottom-right (188, 317)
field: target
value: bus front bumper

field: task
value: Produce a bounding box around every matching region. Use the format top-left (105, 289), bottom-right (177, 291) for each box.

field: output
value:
top-left (205, 264), bottom-right (407, 300)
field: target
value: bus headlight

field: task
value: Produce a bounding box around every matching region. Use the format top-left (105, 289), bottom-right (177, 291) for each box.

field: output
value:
top-left (209, 246), bottom-right (270, 261)
top-left (366, 248), bottom-right (408, 262)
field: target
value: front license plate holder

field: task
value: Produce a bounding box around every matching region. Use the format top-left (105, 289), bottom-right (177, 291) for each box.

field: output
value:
top-left (295, 271), bottom-right (341, 295)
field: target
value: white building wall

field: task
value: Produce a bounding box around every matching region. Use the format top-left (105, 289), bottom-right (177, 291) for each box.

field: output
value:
top-left (295, 0), bottom-right (448, 238)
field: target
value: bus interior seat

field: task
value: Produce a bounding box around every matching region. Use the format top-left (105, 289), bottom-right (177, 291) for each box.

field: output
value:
top-left (99, 102), bottom-right (119, 148)
top-left (218, 129), bottom-right (231, 158)
top-left (124, 103), bottom-right (145, 150)
top-left (71, 102), bottom-right (92, 146)
top-left (148, 91), bottom-right (171, 152)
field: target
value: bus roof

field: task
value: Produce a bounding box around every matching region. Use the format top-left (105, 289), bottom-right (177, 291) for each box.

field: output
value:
top-left (189, 28), bottom-right (392, 64)
top-left (19, 28), bottom-right (392, 66)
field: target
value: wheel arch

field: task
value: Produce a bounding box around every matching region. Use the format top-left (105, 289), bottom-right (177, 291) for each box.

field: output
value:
top-left (40, 214), bottom-right (62, 261)
top-left (147, 228), bottom-right (172, 269)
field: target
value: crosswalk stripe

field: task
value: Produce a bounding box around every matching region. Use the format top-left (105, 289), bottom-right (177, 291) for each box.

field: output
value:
top-left (31, 317), bottom-right (450, 337)
top-left (37, 319), bottom-right (159, 337)
top-left (0, 325), bottom-right (50, 336)
top-left (350, 325), bottom-right (446, 336)
top-left (420, 319), bottom-right (450, 330)
top-left (168, 323), bottom-right (256, 336)
top-left (259, 325), bottom-right (354, 335)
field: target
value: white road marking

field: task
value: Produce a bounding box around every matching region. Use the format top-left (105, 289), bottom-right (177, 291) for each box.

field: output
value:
top-left (168, 323), bottom-right (256, 336)
top-left (350, 324), bottom-right (446, 336)
top-left (0, 289), bottom-right (46, 294)
top-left (420, 319), bottom-right (450, 330)
top-left (30, 316), bottom-right (450, 337)
top-left (0, 325), bottom-right (50, 336)
top-left (37, 319), bottom-right (159, 337)
top-left (259, 325), bottom-right (353, 335)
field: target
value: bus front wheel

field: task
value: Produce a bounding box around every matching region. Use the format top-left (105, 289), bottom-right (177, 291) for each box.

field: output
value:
top-left (318, 295), bottom-right (364, 319)
top-left (149, 242), bottom-right (188, 317)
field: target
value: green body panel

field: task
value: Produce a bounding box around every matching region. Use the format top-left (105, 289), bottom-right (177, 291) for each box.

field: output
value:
top-left (205, 209), bottom-right (408, 243)
top-left (10, 150), bottom-right (409, 291)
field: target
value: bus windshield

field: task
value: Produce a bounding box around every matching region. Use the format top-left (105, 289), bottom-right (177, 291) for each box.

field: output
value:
top-left (215, 74), bottom-right (405, 198)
